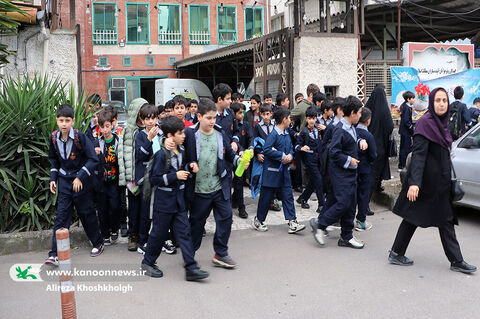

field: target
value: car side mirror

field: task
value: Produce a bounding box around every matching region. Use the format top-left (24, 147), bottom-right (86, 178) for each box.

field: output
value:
top-left (460, 136), bottom-right (479, 149)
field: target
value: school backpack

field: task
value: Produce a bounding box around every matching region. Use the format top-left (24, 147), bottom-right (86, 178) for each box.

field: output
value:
top-left (449, 102), bottom-right (463, 140)
top-left (51, 129), bottom-right (82, 154)
top-left (142, 145), bottom-right (172, 203)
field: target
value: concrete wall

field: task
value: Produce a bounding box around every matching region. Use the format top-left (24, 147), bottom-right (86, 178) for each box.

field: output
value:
top-left (293, 34), bottom-right (358, 97)
top-left (1, 26), bottom-right (78, 90)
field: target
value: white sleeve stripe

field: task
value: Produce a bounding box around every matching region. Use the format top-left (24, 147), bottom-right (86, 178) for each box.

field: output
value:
top-left (81, 166), bottom-right (91, 176)
top-left (163, 174), bottom-right (169, 186)
top-left (140, 147), bottom-right (149, 155)
top-left (51, 168), bottom-right (58, 172)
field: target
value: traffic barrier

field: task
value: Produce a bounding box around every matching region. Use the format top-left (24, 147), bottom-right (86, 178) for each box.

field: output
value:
top-left (56, 228), bottom-right (77, 319)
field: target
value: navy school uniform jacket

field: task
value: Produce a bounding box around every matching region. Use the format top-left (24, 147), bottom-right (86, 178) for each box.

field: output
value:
top-left (328, 118), bottom-right (362, 185)
top-left (399, 102), bottom-right (414, 136)
top-left (295, 126), bottom-right (322, 166)
top-left (49, 128), bottom-right (99, 195)
top-left (355, 124), bottom-right (377, 175)
top-left (254, 121), bottom-right (275, 142)
top-left (135, 129), bottom-right (153, 186)
top-left (150, 147), bottom-right (187, 213)
top-left (322, 117), bottom-right (342, 154)
top-left (216, 109), bottom-right (240, 145)
top-left (236, 120), bottom-right (254, 151)
top-left (262, 126), bottom-right (294, 188)
top-left (183, 123), bottom-right (240, 201)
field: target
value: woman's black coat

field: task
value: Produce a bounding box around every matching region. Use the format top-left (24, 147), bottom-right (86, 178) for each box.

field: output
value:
top-left (393, 134), bottom-right (457, 227)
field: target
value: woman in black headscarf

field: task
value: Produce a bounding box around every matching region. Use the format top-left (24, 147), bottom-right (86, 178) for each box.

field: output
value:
top-left (388, 87), bottom-right (476, 274)
top-left (364, 86), bottom-right (394, 203)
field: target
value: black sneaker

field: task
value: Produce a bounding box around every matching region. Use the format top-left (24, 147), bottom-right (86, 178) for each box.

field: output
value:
top-left (128, 233), bottom-right (138, 251)
top-left (269, 202), bottom-right (281, 211)
top-left (388, 250), bottom-right (414, 266)
top-left (137, 243), bottom-right (147, 255)
top-left (238, 209), bottom-right (248, 219)
top-left (212, 255), bottom-right (237, 269)
top-left (103, 237), bottom-right (111, 246)
top-left (162, 240), bottom-right (177, 255)
top-left (450, 261), bottom-right (477, 274)
top-left (110, 232), bottom-right (119, 243)
top-left (186, 268), bottom-right (209, 281)
top-left (141, 262), bottom-right (163, 278)
top-left (90, 243), bottom-right (104, 257)
top-left (120, 224), bottom-right (128, 237)
top-left (366, 208), bottom-right (375, 216)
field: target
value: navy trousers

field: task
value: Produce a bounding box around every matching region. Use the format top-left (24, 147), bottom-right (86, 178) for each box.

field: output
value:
top-left (293, 150), bottom-right (303, 189)
top-left (49, 184), bottom-right (102, 257)
top-left (189, 190), bottom-right (232, 257)
top-left (257, 186), bottom-right (296, 222)
top-left (232, 175), bottom-right (245, 210)
top-left (97, 181), bottom-right (120, 238)
top-left (299, 162), bottom-right (325, 207)
top-left (143, 209), bottom-right (198, 271)
top-left (317, 180), bottom-right (357, 241)
top-left (398, 134), bottom-right (412, 169)
top-left (127, 186), bottom-right (151, 245)
top-left (356, 172), bottom-right (371, 223)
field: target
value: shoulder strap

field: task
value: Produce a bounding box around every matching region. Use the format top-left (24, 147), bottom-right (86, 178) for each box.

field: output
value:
top-left (51, 130), bottom-right (58, 153)
top-left (73, 129), bottom-right (82, 150)
top-left (161, 146), bottom-right (172, 172)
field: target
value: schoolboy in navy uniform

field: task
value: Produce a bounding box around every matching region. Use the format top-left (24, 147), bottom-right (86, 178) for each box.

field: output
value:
top-left (134, 104), bottom-right (160, 254)
top-left (252, 108), bottom-right (306, 234)
top-left (295, 106), bottom-right (325, 212)
top-left (141, 116), bottom-right (209, 281)
top-left (318, 100), bottom-right (334, 139)
top-left (213, 83), bottom-right (240, 153)
top-left (184, 98), bottom-right (247, 269)
top-left (185, 99), bottom-right (199, 124)
top-left (355, 107), bottom-right (377, 231)
top-left (96, 110), bottom-right (121, 245)
top-left (398, 91), bottom-right (415, 170)
top-left (45, 104), bottom-right (103, 266)
top-left (231, 102), bottom-right (254, 219)
top-left (245, 94), bottom-right (262, 128)
top-left (311, 96), bottom-right (367, 249)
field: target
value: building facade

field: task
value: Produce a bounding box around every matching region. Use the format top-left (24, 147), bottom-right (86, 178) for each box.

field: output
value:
top-left (76, 0), bottom-right (269, 106)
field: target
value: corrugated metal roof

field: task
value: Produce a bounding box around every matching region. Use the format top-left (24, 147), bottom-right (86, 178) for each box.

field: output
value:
top-left (176, 38), bottom-right (254, 68)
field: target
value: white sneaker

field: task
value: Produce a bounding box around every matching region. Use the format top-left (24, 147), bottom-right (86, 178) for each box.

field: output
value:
top-left (355, 220), bottom-right (372, 232)
top-left (252, 217), bottom-right (268, 232)
top-left (314, 229), bottom-right (327, 246)
top-left (45, 256), bottom-right (59, 266)
top-left (338, 236), bottom-right (364, 249)
top-left (288, 220), bottom-right (306, 234)
top-left (326, 222), bottom-right (341, 232)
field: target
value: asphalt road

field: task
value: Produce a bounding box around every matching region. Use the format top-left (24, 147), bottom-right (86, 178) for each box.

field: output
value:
top-left (1, 202), bottom-right (480, 319)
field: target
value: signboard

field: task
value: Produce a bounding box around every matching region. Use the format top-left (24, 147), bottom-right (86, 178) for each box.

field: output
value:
top-left (402, 42), bottom-right (475, 82)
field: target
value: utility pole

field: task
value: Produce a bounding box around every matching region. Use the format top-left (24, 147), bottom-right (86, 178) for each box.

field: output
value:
top-left (397, 0), bottom-right (401, 60)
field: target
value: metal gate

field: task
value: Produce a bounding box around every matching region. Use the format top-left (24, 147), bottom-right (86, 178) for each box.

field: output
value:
top-left (357, 60), bottom-right (403, 103)
top-left (253, 28), bottom-right (293, 101)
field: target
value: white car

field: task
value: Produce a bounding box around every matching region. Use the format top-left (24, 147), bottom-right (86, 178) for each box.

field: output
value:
top-left (451, 123), bottom-right (480, 210)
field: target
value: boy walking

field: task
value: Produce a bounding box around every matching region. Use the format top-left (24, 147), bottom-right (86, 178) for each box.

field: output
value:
top-left (46, 105), bottom-right (103, 265)
top-left (141, 116), bottom-right (209, 281)
top-left (253, 108), bottom-right (306, 234)
top-left (398, 91), bottom-right (414, 170)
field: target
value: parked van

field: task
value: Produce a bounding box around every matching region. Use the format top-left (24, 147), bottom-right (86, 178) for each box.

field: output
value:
top-left (155, 79), bottom-right (212, 106)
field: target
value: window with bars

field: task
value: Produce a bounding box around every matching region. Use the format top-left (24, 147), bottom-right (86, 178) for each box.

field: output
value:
top-left (217, 5), bottom-right (237, 45)
top-left (158, 4), bottom-right (181, 45)
top-left (93, 3), bottom-right (117, 45)
top-left (146, 56), bottom-right (155, 66)
top-left (168, 56), bottom-right (177, 66)
top-left (245, 7), bottom-right (263, 40)
top-left (123, 57), bottom-right (132, 67)
top-left (99, 57), bottom-right (108, 67)
top-left (189, 5), bottom-right (210, 45)
top-left (126, 3), bottom-right (149, 44)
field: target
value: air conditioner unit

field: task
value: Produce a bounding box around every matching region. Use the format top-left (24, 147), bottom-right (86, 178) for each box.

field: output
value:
top-left (109, 88), bottom-right (126, 105)
top-left (110, 78), bottom-right (126, 89)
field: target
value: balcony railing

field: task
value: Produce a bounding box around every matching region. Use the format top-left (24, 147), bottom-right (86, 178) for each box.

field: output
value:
top-left (189, 31), bottom-right (210, 45)
top-left (158, 31), bottom-right (182, 45)
top-left (93, 29), bottom-right (117, 45)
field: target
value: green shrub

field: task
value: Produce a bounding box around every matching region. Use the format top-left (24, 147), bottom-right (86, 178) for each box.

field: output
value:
top-left (0, 74), bottom-right (93, 232)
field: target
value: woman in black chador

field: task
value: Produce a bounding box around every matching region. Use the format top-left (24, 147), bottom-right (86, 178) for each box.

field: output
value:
top-left (389, 87), bottom-right (476, 274)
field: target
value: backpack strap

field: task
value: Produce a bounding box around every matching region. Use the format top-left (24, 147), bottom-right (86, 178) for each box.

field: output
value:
top-left (161, 146), bottom-right (172, 172)
top-left (51, 130), bottom-right (58, 153)
top-left (73, 129), bottom-right (82, 151)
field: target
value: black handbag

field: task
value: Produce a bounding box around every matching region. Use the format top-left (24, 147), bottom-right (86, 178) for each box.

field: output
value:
top-left (450, 160), bottom-right (465, 202)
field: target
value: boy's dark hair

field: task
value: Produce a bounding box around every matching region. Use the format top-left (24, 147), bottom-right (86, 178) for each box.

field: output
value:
top-left (164, 99), bottom-right (174, 110)
top-left (402, 91), bottom-right (415, 101)
top-left (343, 96), bottom-right (363, 117)
top-left (306, 83), bottom-right (320, 97)
top-left (276, 93), bottom-right (288, 106)
top-left (98, 110), bottom-right (114, 126)
top-left (157, 105), bottom-right (165, 113)
top-left (264, 93), bottom-right (272, 100)
top-left (453, 86), bottom-right (464, 100)
top-left (273, 107), bottom-right (290, 124)
top-left (473, 97), bottom-right (480, 104)
top-left (189, 99), bottom-right (198, 106)
top-left (313, 91), bottom-right (326, 105)
top-left (331, 97), bottom-right (345, 115)
top-left (375, 83), bottom-right (386, 90)
top-left (305, 106), bottom-right (317, 119)
top-left (103, 105), bottom-right (118, 119)
top-left (198, 97), bottom-right (217, 115)
top-left (139, 103), bottom-right (159, 120)
top-left (321, 100), bottom-right (332, 113)
top-left (231, 92), bottom-right (243, 101)
top-left (212, 83), bottom-right (233, 103)
top-left (173, 95), bottom-right (187, 107)
top-left (87, 94), bottom-right (102, 108)
top-left (259, 103), bottom-right (272, 114)
top-left (231, 102), bottom-right (246, 114)
top-left (185, 98), bottom-right (192, 108)
top-left (250, 94), bottom-right (261, 104)
top-left (294, 92), bottom-right (304, 101)
top-left (161, 116), bottom-right (185, 137)
top-left (359, 107), bottom-right (372, 124)
top-left (57, 104), bottom-right (75, 118)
